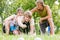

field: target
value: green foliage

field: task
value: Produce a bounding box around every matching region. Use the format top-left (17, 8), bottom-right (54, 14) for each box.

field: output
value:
top-left (0, 0), bottom-right (60, 34)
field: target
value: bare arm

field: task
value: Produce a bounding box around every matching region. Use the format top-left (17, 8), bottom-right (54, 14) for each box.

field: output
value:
top-left (4, 15), bottom-right (15, 21)
top-left (17, 16), bottom-right (27, 28)
top-left (4, 14), bottom-right (16, 25)
top-left (30, 18), bottom-right (35, 34)
top-left (31, 7), bottom-right (37, 14)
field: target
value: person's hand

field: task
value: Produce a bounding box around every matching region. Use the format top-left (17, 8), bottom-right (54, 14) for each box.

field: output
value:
top-left (29, 31), bottom-right (33, 35)
top-left (22, 25), bottom-right (27, 29)
top-left (40, 18), bottom-right (43, 23)
top-left (28, 31), bottom-right (36, 36)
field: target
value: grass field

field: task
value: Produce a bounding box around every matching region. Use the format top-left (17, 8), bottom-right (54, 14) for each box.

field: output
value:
top-left (0, 33), bottom-right (60, 40)
top-left (0, 24), bottom-right (60, 40)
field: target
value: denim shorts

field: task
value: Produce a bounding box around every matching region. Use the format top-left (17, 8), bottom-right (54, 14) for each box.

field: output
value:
top-left (10, 23), bottom-right (17, 32)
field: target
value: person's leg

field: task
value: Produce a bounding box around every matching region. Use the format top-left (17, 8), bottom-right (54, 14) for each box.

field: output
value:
top-left (13, 30), bottom-right (19, 35)
top-left (48, 18), bottom-right (54, 35)
top-left (40, 21), bottom-right (48, 34)
top-left (29, 25), bottom-right (35, 34)
top-left (40, 23), bottom-right (46, 34)
top-left (5, 21), bottom-right (10, 34)
top-left (3, 25), bottom-right (6, 33)
top-left (10, 25), bottom-right (19, 35)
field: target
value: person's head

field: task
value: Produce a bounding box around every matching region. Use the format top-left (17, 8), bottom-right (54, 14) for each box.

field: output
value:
top-left (17, 8), bottom-right (24, 16)
top-left (36, 0), bottom-right (44, 9)
top-left (24, 11), bottom-right (32, 22)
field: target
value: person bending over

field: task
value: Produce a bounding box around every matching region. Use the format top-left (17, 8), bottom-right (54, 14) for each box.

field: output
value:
top-left (17, 11), bottom-right (35, 35)
top-left (3, 8), bottom-right (24, 35)
top-left (31, 0), bottom-right (54, 35)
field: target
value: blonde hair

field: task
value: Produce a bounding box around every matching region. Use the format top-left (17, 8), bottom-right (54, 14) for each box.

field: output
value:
top-left (24, 11), bottom-right (32, 19)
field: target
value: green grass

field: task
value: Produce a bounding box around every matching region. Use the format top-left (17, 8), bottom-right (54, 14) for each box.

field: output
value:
top-left (0, 32), bottom-right (60, 40)
top-left (0, 24), bottom-right (60, 40)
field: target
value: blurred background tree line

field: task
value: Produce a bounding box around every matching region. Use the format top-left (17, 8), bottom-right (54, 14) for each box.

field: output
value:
top-left (0, 0), bottom-right (60, 34)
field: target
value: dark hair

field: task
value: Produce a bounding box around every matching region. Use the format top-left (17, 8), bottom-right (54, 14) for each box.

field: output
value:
top-left (16, 8), bottom-right (24, 13)
top-left (36, 0), bottom-right (44, 6)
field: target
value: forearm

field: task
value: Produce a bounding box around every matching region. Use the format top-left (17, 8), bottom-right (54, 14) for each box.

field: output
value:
top-left (41, 16), bottom-right (51, 20)
top-left (18, 22), bottom-right (26, 28)
top-left (17, 17), bottom-right (26, 28)
top-left (30, 25), bottom-right (35, 32)
top-left (31, 7), bottom-right (37, 14)
top-left (4, 15), bottom-right (15, 22)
